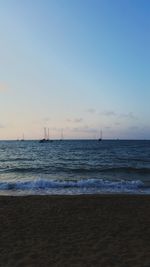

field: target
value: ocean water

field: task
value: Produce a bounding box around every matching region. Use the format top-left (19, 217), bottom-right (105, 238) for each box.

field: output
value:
top-left (0, 140), bottom-right (150, 195)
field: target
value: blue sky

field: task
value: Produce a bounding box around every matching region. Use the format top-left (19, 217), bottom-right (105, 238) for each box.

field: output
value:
top-left (0, 0), bottom-right (149, 139)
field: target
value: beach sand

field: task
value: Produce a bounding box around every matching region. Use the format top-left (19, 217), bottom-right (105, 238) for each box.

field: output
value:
top-left (0, 195), bottom-right (150, 267)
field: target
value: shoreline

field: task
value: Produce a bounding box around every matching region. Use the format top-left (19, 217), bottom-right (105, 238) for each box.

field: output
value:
top-left (1, 194), bottom-right (150, 266)
top-left (0, 192), bottom-right (150, 199)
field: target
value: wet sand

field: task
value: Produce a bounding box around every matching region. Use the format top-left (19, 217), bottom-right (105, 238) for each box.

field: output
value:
top-left (0, 195), bottom-right (150, 267)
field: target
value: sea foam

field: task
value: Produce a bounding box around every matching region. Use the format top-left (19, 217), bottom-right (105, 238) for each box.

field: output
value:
top-left (0, 178), bottom-right (145, 195)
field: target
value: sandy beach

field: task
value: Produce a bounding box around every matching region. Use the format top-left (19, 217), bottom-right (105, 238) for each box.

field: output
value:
top-left (0, 195), bottom-right (150, 267)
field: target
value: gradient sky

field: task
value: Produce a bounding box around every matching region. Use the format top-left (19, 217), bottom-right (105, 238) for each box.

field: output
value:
top-left (0, 0), bottom-right (150, 139)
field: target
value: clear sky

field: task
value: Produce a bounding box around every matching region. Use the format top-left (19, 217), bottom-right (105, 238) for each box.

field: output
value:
top-left (0, 0), bottom-right (149, 139)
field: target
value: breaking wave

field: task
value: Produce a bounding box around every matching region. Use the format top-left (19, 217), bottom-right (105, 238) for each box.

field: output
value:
top-left (0, 178), bottom-right (147, 195)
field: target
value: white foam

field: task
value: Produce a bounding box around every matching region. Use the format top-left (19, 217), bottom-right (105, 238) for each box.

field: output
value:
top-left (0, 178), bottom-right (145, 195)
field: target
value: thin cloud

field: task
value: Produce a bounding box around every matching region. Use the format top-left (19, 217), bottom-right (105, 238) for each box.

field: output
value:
top-left (32, 117), bottom-right (51, 124)
top-left (86, 108), bottom-right (96, 114)
top-left (74, 118), bottom-right (83, 123)
top-left (100, 110), bottom-right (138, 120)
top-left (43, 117), bottom-right (51, 123)
top-left (72, 126), bottom-right (97, 133)
top-left (119, 112), bottom-right (138, 120)
top-left (66, 118), bottom-right (83, 123)
top-left (100, 111), bottom-right (116, 116)
top-left (104, 126), bottom-right (111, 130)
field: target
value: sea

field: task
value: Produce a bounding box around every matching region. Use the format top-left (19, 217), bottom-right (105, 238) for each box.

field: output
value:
top-left (0, 140), bottom-right (150, 195)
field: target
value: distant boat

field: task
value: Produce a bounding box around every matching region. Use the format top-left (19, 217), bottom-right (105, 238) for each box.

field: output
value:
top-left (98, 130), bottom-right (103, 141)
top-left (39, 138), bottom-right (47, 143)
top-left (39, 127), bottom-right (53, 143)
top-left (20, 134), bottom-right (25, 142)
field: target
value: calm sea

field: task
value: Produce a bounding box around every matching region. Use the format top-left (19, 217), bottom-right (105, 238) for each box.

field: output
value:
top-left (0, 140), bottom-right (150, 195)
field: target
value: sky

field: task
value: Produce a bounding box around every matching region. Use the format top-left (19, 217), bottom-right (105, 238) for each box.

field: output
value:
top-left (0, 0), bottom-right (150, 139)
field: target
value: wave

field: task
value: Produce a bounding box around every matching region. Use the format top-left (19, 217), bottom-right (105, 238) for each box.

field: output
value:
top-left (1, 166), bottom-right (150, 175)
top-left (0, 178), bottom-right (145, 194)
top-left (1, 167), bottom-right (50, 174)
top-left (0, 158), bottom-right (33, 162)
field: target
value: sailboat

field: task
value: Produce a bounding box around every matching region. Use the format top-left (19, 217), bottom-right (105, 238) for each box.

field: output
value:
top-left (20, 133), bottom-right (25, 142)
top-left (39, 127), bottom-right (53, 143)
top-left (98, 130), bottom-right (103, 141)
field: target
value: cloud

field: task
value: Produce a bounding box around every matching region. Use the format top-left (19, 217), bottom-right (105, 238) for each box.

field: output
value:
top-left (66, 118), bottom-right (83, 123)
top-left (100, 110), bottom-right (138, 120)
top-left (66, 118), bottom-right (71, 122)
top-left (104, 126), bottom-right (111, 130)
top-left (119, 112), bottom-right (138, 120)
top-left (100, 111), bottom-right (116, 116)
top-left (72, 125), bottom-right (97, 133)
top-left (32, 117), bottom-right (51, 125)
top-left (43, 117), bottom-right (51, 123)
top-left (74, 118), bottom-right (83, 123)
top-left (72, 126), bottom-right (88, 132)
top-left (86, 108), bottom-right (96, 114)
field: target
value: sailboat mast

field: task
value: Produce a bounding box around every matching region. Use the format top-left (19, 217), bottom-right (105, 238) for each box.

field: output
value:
top-left (60, 129), bottom-right (64, 140)
top-left (100, 130), bottom-right (102, 140)
top-left (98, 129), bottom-right (102, 141)
top-left (48, 128), bottom-right (50, 140)
top-left (44, 127), bottom-right (47, 140)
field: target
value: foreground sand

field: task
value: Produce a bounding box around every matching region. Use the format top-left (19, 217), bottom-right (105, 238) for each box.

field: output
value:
top-left (0, 195), bottom-right (150, 267)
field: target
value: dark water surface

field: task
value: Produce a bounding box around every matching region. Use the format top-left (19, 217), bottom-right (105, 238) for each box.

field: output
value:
top-left (0, 140), bottom-right (150, 195)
